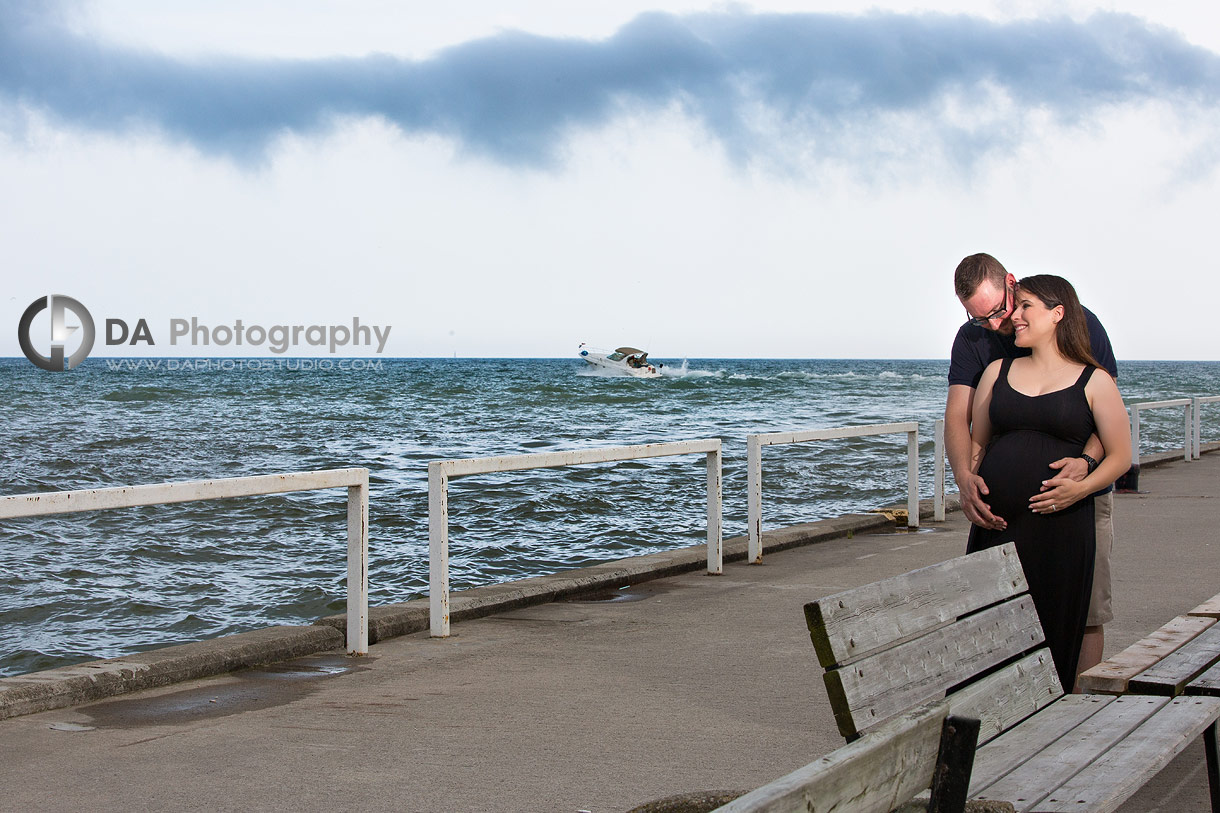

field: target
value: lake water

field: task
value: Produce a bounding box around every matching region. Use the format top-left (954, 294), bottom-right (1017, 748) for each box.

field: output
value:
top-left (2, 356), bottom-right (1217, 676)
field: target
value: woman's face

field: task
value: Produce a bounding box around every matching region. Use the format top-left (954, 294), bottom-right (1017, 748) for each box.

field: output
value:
top-left (1011, 287), bottom-right (1065, 349)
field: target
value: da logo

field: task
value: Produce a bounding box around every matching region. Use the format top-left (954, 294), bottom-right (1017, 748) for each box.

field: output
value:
top-left (18, 295), bottom-right (96, 371)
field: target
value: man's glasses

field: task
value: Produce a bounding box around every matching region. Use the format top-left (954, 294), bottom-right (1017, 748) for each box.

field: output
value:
top-left (968, 286), bottom-right (1010, 327)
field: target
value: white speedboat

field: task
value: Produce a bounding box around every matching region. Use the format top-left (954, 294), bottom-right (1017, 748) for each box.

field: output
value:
top-left (578, 344), bottom-right (663, 378)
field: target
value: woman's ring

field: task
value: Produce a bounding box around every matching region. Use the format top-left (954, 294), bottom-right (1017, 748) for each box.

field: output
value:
top-left (1050, 504), bottom-right (1056, 512)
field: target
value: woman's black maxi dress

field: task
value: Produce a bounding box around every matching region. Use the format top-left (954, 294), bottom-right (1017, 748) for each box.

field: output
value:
top-left (966, 358), bottom-right (1097, 688)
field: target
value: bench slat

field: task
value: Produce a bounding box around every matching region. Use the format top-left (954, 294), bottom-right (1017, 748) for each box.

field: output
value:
top-left (824, 594), bottom-right (1044, 739)
top-left (1033, 696), bottom-right (1220, 813)
top-left (1187, 659), bottom-right (1220, 696)
top-left (714, 701), bottom-right (948, 813)
top-left (972, 695), bottom-right (1171, 812)
top-left (1188, 592), bottom-right (1220, 619)
top-left (1128, 623), bottom-right (1220, 696)
top-left (967, 695), bottom-right (1114, 798)
top-left (1077, 615), bottom-right (1215, 694)
top-left (946, 650), bottom-right (1063, 745)
top-left (805, 543), bottom-right (1027, 668)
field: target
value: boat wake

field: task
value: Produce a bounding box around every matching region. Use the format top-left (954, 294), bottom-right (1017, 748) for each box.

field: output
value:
top-left (660, 360), bottom-right (719, 378)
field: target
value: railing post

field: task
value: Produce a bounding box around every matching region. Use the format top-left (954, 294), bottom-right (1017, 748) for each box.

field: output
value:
top-left (1131, 405), bottom-right (1141, 466)
top-left (1118, 405), bottom-right (1141, 492)
top-left (1185, 402), bottom-right (1194, 462)
top-left (346, 473), bottom-right (369, 656)
top-left (706, 445), bottom-right (723, 575)
top-left (1195, 397), bottom-right (1203, 460)
top-left (747, 436), bottom-right (763, 564)
top-left (906, 428), bottom-right (919, 529)
top-left (428, 462), bottom-right (450, 638)
top-left (934, 419), bottom-right (945, 522)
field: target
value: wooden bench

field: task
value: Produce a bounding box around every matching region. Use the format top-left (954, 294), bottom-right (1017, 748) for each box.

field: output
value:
top-left (714, 701), bottom-right (981, 813)
top-left (1079, 591), bottom-right (1220, 697)
top-left (802, 543), bottom-right (1220, 812)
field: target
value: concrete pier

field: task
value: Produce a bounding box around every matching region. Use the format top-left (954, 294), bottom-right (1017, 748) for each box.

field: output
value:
top-left (2, 454), bottom-right (1219, 812)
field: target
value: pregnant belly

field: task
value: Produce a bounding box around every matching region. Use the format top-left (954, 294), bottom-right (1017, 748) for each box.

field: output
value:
top-left (977, 430), bottom-right (1084, 519)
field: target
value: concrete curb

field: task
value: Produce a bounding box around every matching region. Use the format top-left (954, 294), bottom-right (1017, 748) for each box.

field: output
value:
top-left (1140, 440), bottom-right (1220, 469)
top-left (0, 624), bottom-right (342, 721)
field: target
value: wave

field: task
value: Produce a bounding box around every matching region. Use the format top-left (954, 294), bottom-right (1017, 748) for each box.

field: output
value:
top-left (775, 370), bottom-right (933, 381)
top-left (101, 387), bottom-right (189, 402)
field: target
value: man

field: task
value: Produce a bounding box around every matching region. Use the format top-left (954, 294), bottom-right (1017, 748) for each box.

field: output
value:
top-left (946, 253), bottom-right (1118, 678)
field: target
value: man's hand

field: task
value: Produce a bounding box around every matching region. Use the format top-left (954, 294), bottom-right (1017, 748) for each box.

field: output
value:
top-left (1047, 456), bottom-right (1090, 483)
top-left (960, 471), bottom-right (1005, 530)
top-left (1029, 457), bottom-right (1090, 514)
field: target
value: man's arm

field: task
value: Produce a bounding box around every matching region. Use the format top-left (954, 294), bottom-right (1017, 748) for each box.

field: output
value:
top-left (946, 384), bottom-right (1005, 530)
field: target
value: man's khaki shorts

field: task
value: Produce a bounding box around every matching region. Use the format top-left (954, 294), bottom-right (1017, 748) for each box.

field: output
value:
top-left (1087, 491), bottom-right (1114, 627)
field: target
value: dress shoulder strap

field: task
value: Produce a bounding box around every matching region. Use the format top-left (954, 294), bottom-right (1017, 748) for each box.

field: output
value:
top-left (1074, 365), bottom-right (1097, 389)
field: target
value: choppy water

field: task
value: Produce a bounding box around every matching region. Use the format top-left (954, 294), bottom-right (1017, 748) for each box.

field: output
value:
top-left (2, 356), bottom-right (1217, 677)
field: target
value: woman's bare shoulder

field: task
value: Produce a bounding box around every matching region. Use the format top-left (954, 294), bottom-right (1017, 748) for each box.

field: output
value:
top-left (978, 358), bottom-right (1004, 386)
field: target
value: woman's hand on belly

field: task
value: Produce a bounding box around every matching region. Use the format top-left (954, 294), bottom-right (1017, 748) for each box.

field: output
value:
top-left (1028, 472), bottom-right (1090, 514)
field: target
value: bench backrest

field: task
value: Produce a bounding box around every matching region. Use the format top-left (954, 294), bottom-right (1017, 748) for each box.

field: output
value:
top-left (804, 542), bottom-right (1063, 742)
top-left (715, 700), bottom-right (951, 813)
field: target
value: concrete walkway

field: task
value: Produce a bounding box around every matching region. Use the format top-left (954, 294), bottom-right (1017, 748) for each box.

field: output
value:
top-left (2, 455), bottom-right (1219, 812)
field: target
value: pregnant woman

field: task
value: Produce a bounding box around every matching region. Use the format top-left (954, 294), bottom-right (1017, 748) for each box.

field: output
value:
top-left (966, 275), bottom-right (1130, 689)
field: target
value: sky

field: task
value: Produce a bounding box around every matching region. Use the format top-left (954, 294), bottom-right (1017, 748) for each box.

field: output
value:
top-left (2, 0), bottom-right (1219, 360)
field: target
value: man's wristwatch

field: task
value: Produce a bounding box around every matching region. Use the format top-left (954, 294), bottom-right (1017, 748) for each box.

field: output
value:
top-left (1080, 454), bottom-right (1099, 474)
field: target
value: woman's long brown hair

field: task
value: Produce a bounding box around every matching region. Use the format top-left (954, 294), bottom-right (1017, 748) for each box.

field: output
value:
top-left (1015, 275), bottom-right (1102, 369)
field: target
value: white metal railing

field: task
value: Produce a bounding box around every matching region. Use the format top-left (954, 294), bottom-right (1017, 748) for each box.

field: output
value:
top-left (1193, 396), bottom-right (1220, 460)
top-left (428, 439), bottom-right (723, 638)
top-left (0, 469), bottom-right (370, 655)
top-left (747, 422), bottom-right (920, 564)
top-left (1129, 399), bottom-right (1193, 466)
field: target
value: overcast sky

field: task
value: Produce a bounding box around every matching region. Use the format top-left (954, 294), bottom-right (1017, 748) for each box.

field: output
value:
top-left (2, 0), bottom-right (1218, 360)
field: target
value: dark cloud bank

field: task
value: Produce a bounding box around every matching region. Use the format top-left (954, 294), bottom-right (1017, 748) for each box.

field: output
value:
top-left (2, 1), bottom-right (1219, 168)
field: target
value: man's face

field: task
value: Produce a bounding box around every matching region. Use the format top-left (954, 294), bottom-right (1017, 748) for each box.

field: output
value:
top-left (961, 275), bottom-right (1015, 335)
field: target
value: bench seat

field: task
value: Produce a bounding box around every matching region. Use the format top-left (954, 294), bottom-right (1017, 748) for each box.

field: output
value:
top-left (1077, 614), bottom-right (1215, 694)
top-left (968, 695), bottom-right (1219, 812)
top-left (1078, 590), bottom-right (1220, 696)
top-left (803, 543), bottom-right (1220, 813)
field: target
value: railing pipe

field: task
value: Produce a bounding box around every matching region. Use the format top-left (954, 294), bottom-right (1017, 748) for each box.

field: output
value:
top-left (746, 422), bottom-right (920, 564)
top-left (428, 439), bottom-right (723, 638)
top-left (1130, 399), bottom-right (1193, 465)
top-left (0, 468), bottom-right (371, 655)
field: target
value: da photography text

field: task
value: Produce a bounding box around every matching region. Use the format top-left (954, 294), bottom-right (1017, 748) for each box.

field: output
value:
top-left (110, 316), bottom-right (392, 354)
top-left (18, 295), bottom-right (393, 371)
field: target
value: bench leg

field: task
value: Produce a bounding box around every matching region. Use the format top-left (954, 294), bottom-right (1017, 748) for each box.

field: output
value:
top-left (1207, 721), bottom-right (1219, 813)
top-left (929, 715), bottom-right (980, 813)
